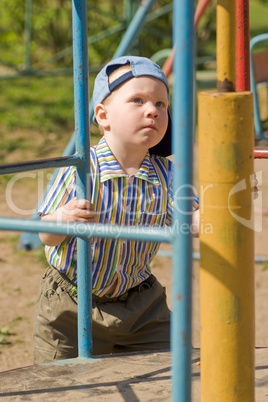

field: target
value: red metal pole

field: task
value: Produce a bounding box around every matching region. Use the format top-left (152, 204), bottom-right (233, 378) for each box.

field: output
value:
top-left (162, 47), bottom-right (175, 78)
top-left (236, 0), bottom-right (250, 91)
top-left (194, 0), bottom-right (213, 30)
top-left (162, 0), bottom-right (212, 78)
top-left (162, 0), bottom-right (268, 159)
top-left (254, 148), bottom-right (268, 159)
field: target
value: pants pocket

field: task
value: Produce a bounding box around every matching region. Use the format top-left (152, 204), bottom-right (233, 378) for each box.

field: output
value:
top-left (33, 274), bottom-right (78, 364)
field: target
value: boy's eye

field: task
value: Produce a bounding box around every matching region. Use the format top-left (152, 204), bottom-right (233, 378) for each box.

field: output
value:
top-left (156, 101), bottom-right (164, 107)
top-left (133, 98), bottom-right (142, 104)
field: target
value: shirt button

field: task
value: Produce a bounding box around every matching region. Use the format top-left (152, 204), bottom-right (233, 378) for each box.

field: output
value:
top-left (128, 176), bottom-right (134, 184)
top-left (125, 205), bottom-right (131, 212)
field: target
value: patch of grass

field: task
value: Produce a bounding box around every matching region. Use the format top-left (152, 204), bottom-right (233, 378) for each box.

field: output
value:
top-left (0, 326), bottom-right (14, 345)
top-left (0, 174), bottom-right (14, 187)
top-left (13, 287), bottom-right (22, 295)
top-left (0, 233), bottom-right (21, 244)
top-left (261, 261), bottom-right (268, 271)
top-left (0, 134), bottom-right (31, 163)
top-left (9, 316), bottom-right (23, 327)
top-left (30, 246), bottom-right (49, 268)
top-left (0, 73), bottom-right (101, 166)
top-left (15, 243), bottom-right (48, 269)
top-left (0, 317), bottom-right (23, 347)
top-left (250, 1), bottom-right (268, 38)
top-left (0, 75), bottom-right (75, 134)
top-left (0, 136), bottom-right (29, 153)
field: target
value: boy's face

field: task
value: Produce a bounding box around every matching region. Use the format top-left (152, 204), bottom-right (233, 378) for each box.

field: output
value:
top-left (101, 75), bottom-right (169, 155)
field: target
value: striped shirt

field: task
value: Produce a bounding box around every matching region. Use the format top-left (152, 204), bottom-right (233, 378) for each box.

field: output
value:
top-left (39, 137), bottom-right (199, 297)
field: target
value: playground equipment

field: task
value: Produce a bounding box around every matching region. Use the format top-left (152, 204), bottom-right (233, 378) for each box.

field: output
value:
top-left (236, 0), bottom-right (250, 92)
top-left (199, 0), bottom-right (254, 400)
top-left (199, 92), bottom-right (255, 400)
top-left (1, 0), bottom-right (172, 79)
top-left (18, 0), bottom-right (172, 250)
top-left (0, 0), bottom-right (195, 400)
top-left (162, 0), bottom-right (213, 77)
top-left (250, 33), bottom-right (268, 140)
top-left (17, 0), bottom-right (214, 251)
top-left (0, 0), bottom-right (264, 401)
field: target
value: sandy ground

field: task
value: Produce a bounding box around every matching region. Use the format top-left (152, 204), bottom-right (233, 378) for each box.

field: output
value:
top-left (0, 141), bottom-right (267, 372)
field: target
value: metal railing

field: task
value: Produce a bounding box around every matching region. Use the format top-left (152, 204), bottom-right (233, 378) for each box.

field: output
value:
top-left (0, 1), bottom-right (195, 401)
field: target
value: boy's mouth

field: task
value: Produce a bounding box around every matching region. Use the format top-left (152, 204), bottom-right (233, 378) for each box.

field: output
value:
top-left (144, 124), bottom-right (157, 131)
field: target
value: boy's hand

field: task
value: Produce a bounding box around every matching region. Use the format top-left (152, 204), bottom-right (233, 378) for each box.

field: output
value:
top-left (39, 198), bottom-right (96, 246)
top-left (57, 197), bottom-right (96, 223)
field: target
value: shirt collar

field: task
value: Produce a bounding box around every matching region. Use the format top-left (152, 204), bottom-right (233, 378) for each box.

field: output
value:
top-left (95, 137), bottom-right (160, 185)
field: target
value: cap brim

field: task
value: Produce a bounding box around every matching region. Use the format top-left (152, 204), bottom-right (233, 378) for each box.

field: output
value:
top-left (149, 108), bottom-right (172, 157)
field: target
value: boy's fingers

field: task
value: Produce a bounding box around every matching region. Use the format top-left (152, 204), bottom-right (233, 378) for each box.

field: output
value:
top-left (76, 203), bottom-right (96, 220)
top-left (76, 199), bottom-right (95, 210)
top-left (63, 199), bottom-right (96, 221)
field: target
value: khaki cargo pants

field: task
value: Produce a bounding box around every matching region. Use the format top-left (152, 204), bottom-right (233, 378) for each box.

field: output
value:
top-left (33, 267), bottom-right (170, 364)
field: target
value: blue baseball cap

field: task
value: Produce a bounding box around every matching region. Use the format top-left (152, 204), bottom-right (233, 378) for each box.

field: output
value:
top-left (92, 56), bottom-right (172, 157)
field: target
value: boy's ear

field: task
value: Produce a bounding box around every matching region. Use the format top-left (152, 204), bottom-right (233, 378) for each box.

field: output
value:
top-left (94, 104), bottom-right (110, 130)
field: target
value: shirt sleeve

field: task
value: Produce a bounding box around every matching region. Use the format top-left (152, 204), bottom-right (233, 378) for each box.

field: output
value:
top-left (192, 194), bottom-right (199, 210)
top-left (38, 166), bottom-right (76, 216)
top-left (165, 161), bottom-right (199, 226)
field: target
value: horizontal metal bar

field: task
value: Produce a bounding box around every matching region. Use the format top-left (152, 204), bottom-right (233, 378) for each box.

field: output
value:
top-left (192, 251), bottom-right (268, 264)
top-left (254, 148), bottom-right (268, 159)
top-left (143, 26), bottom-right (171, 40)
top-left (33, 23), bottom-right (126, 68)
top-left (145, 3), bottom-right (173, 23)
top-left (0, 155), bottom-right (81, 175)
top-left (250, 33), bottom-right (268, 50)
top-left (0, 68), bottom-right (74, 79)
top-left (0, 217), bottom-right (173, 243)
top-left (0, 67), bottom-right (101, 80)
top-left (0, 4), bottom-right (172, 81)
top-left (158, 250), bottom-right (268, 264)
top-left (31, 4), bottom-right (172, 69)
top-left (157, 249), bottom-right (173, 257)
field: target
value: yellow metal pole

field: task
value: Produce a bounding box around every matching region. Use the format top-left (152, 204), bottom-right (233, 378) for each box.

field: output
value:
top-left (198, 91), bottom-right (255, 401)
top-left (217, 0), bottom-right (236, 91)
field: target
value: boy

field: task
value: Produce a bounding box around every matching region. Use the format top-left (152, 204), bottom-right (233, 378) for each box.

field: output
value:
top-left (34, 56), bottom-right (200, 364)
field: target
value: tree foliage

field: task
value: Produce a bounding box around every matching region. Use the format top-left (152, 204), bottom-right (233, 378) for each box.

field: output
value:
top-left (0, 0), bottom-right (172, 71)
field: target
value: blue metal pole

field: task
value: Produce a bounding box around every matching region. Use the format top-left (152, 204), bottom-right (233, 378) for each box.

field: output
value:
top-left (172, 0), bottom-right (195, 401)
top-left (0, 218), bottom-right (173, 243)
top-left (250, 33), bottom-right (268, 140)
top-left (72, 0), bottom-right (92, 359)
top-left (19, 136), bottom-right (79, 249)
top-left (19, 0), bottom-right (158, 250)
top-left (114, 0), bottom-right (157, 58)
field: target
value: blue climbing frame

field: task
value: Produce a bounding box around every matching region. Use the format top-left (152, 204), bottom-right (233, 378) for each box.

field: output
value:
top-left (0, 1), bottom-right (195, 401)
top-left (250, 32), bottom-right (268, 140)
top-left (19, 0), bottom-right (160, 250)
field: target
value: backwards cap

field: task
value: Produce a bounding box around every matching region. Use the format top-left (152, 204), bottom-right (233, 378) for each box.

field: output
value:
top-left (93, 56), bottom-right (172, 157)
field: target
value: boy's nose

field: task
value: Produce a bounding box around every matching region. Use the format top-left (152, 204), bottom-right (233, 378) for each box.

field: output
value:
top-left (145, 103), bottom-right (158, 118)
